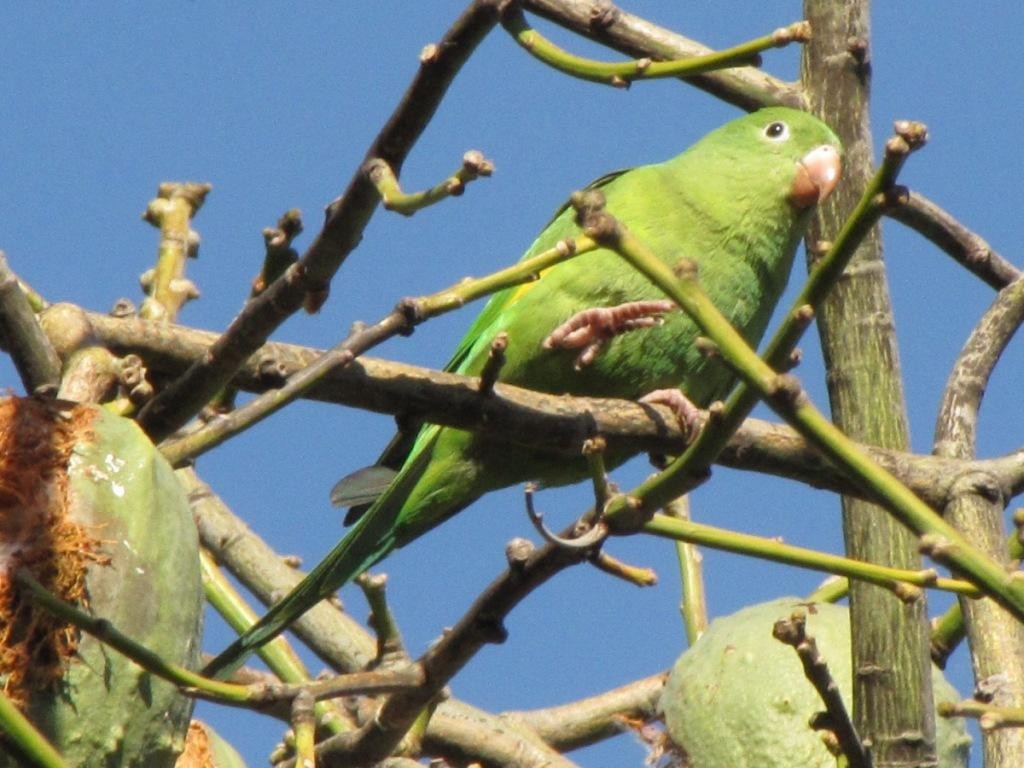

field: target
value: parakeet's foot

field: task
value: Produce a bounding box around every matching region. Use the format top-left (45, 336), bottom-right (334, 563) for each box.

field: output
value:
top-left (543, 299), bottom-right (676, 370)
top-left (640, 388), bottom-right (701, 437)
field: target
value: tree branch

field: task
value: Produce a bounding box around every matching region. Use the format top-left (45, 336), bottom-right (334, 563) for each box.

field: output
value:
top-left (521, 0), bottom-right (803, 110)
top-left (0, 253), bottom-right (61, 396)
top-left (933, 275), bottom-right (1024, 767)
top-left (502, 672), bottom-right (664, 751)
top-left (888, 189), bottom-right (1020, 291)
top-left (37, 306), bottom-right (1024, 511)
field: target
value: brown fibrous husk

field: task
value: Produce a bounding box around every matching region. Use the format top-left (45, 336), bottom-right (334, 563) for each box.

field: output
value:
top-left (0, 397), bottom-right (107, 704)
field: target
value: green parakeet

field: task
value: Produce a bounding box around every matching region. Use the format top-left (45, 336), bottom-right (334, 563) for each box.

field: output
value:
top-left (206, 106), bottom-right (841, 676)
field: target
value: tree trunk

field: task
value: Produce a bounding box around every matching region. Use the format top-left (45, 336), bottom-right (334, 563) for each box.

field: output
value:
top-left (802, 2), bottom-right (936, 765)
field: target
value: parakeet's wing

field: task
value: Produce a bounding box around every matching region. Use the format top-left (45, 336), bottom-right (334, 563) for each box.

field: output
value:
top-left (332, 168), bottom-right (631, 516)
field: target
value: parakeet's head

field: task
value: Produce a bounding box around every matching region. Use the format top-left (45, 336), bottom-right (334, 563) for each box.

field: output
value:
top-left (686, 106), bottom-right (842, 216)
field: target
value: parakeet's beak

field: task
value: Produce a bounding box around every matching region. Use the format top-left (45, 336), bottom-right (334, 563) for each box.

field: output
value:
top-left (789, 145), bottom-right (842, 208)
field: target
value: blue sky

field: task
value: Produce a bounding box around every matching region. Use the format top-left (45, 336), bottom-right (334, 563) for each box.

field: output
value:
top-left (2, 3), bottom-right (1021, 766)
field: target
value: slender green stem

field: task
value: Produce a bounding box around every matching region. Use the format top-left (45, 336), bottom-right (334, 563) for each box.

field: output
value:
top-left (200, 551), bottom-right (310, 683)
top-left (0, 691), bottom-right (68, 768)
top-left (201, 551), bottom-right (357, 733)
top-left (251, 209), bottom-right (303, 297)
top-left (588, 550), bottom-right (658, 586)
top-left (644, 514), bottom-right (976, 597)
top-left (929, 603), bottom-right (965, 669)
top-left (291, 691), bottom-right (317, 766)
top-left (357, 573), bottom-right (408, 664)
top-left (366, 151), bottom-right (493, 216)
top-left (583, 436), bottom-right (611, 516)
top-left (139, 182), bottom-right (209, 322)
top-left (805, 576), bottom-right (848, 604)
top-left (159, 234), bottom-right (596, 465)
top-left (15, 569), bottom-right (249, 704)
top-left (503, 5), bottom-right (809, 86)
top-left (663, 495), bottom-right (707, 645)
top-left (938, 700), bottom-right (1024, 731)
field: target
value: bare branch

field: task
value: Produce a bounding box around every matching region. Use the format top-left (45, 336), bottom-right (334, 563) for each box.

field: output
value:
top-left (521, 0), bottom-right (803, 109)
top-left (38, 307), bottom-right (1024, 511)
top-left (774, 611), bottom-right (869, 768)
top-left (0, 253), bottom-right (61, 395)
top-left (504, 3), bottom-right (808, 87)
top-left (936, 276), bottom-right (1024, 458)
top-left (888, 190), bottom-right (1020, 291)
top-left (425, 699), bottom-right (577, 767)
top-left (502, 672), bottom-right (665, 751)
top-left (933, 274), bottom-right (1024, 764)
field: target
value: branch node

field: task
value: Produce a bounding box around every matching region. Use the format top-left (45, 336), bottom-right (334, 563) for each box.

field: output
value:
top-left (110, 298), bottom-right (136, 318)
top-left (883, 184), bottom-right (910, 209)
top-left (767, 372), bottom-right (805, 408)
top-left (588, 1), bottom-right (619, 31)
top-left (419, 42), bottom-right (441, 65)
top-left (395, 297), bottom-right (422, 335)
top-left (478, 331), bottom-right (508, 395)
top-left (892, 582), bottom-right (923, 603)
top-left (694, 336), bottom-right (719, 359)
top-left (505, 537), bottom-right (534, 571)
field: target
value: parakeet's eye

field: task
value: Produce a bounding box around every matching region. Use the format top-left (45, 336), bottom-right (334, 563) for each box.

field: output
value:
top-left (763, 121), bottom-right (790, 141)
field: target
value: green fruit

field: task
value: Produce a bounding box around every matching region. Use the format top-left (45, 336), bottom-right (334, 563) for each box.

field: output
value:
top-left (660, 598), bottom-right (970, 768)
top-left (0, 397), bottom-right (202, 767)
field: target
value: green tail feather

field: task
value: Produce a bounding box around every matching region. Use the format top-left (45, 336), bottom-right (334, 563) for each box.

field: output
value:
top-left (203, 440), bottom-right (438, 679)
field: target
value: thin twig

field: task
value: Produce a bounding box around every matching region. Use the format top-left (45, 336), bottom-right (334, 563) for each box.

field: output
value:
top-left (521, 0), bottom-right (803, 110)
top-left (773, 611), bottom-right (870, 768)
top-left (0, 252), bottom-right (61, 395)
top-left (935, 276), bottom-right (1024, 458)
top-left (939, 699), bottom-right (1024, 732)
top-left (504, 4), bottom-right (808, 87)
top-left (888, 190), bottom-right (1020, 291)
top-left (0, 690), bottom-right (68, 768)
top-left (138, 182), bottom-right (208, 322)
top-left (644, 514), bottom-right (974, 598)
top-left (663, 495), bottom-right (708, 645)
top-left (356, 573), bottom-right (409, 665)
top-left (502, 672), bottom-right (666, 751)
top-left (367, 150), bottom-right (494, 216)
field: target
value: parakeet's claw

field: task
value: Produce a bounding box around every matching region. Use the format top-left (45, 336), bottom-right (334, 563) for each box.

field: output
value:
top-left (640, 388), bottom-right (701, 437)
top-left (543, 299), bottom-right (677, 370)
top-left (525, 483), bottom-right (609, 550)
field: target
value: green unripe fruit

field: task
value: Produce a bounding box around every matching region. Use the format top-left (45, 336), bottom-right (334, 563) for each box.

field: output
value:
top-left (0, 398), bottom-right (202, 767)
top-left (660, 598), bottom-right (970, 768)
